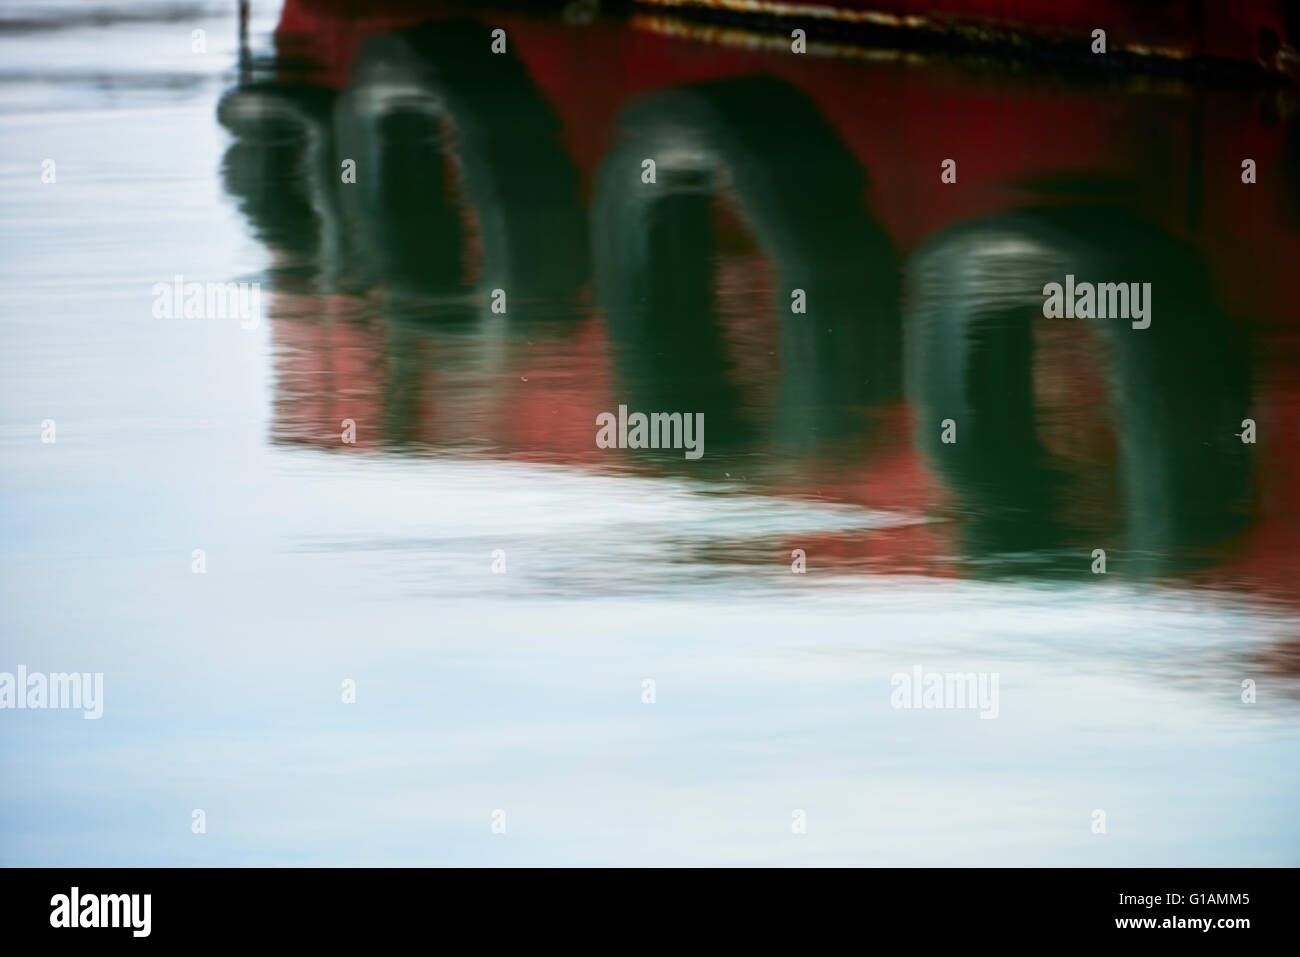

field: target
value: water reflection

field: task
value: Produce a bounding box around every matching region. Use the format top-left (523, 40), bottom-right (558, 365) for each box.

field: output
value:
top-left (594, 76), bottom-right (901, 456)
top-left (4, 0), bottom-right (1300, 869)
top-left (219, 20), bottom-right (587, 306)
top-left (906, 204), bottom-right (1253, 572)
top-left (217, 17), bottom-right (1281, 590)
top-left (220, 83), bottom-right (334, 274)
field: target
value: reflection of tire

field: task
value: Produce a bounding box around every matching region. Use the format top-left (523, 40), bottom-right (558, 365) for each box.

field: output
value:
top-left (335, 21), bottom-right (588, 303)
top-left (593, 76), bottom-right (900, 451)
top-left (905, 206), bottom-right (1252, 564)
top-left (217, 84), bottom-right (338, 279)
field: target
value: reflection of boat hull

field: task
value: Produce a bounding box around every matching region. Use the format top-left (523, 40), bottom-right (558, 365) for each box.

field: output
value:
top-left (231, 4), bottom-right (1300, 598)
top-left (289, 1), bottom-right (1299, 74)
top-left (274, 0), bottom-right (1300, 319)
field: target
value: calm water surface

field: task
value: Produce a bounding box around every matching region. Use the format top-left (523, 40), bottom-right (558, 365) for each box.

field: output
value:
top-left (1, 1), bottom-right (1299, 865)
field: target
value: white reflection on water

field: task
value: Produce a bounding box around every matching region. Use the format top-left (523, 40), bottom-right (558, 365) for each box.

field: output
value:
top-left (0, 1), bottom-right (1298, 866)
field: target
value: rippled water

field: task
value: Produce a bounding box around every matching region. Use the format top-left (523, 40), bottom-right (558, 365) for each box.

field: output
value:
top-left (1, 0), bottom-right (1299, 865)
